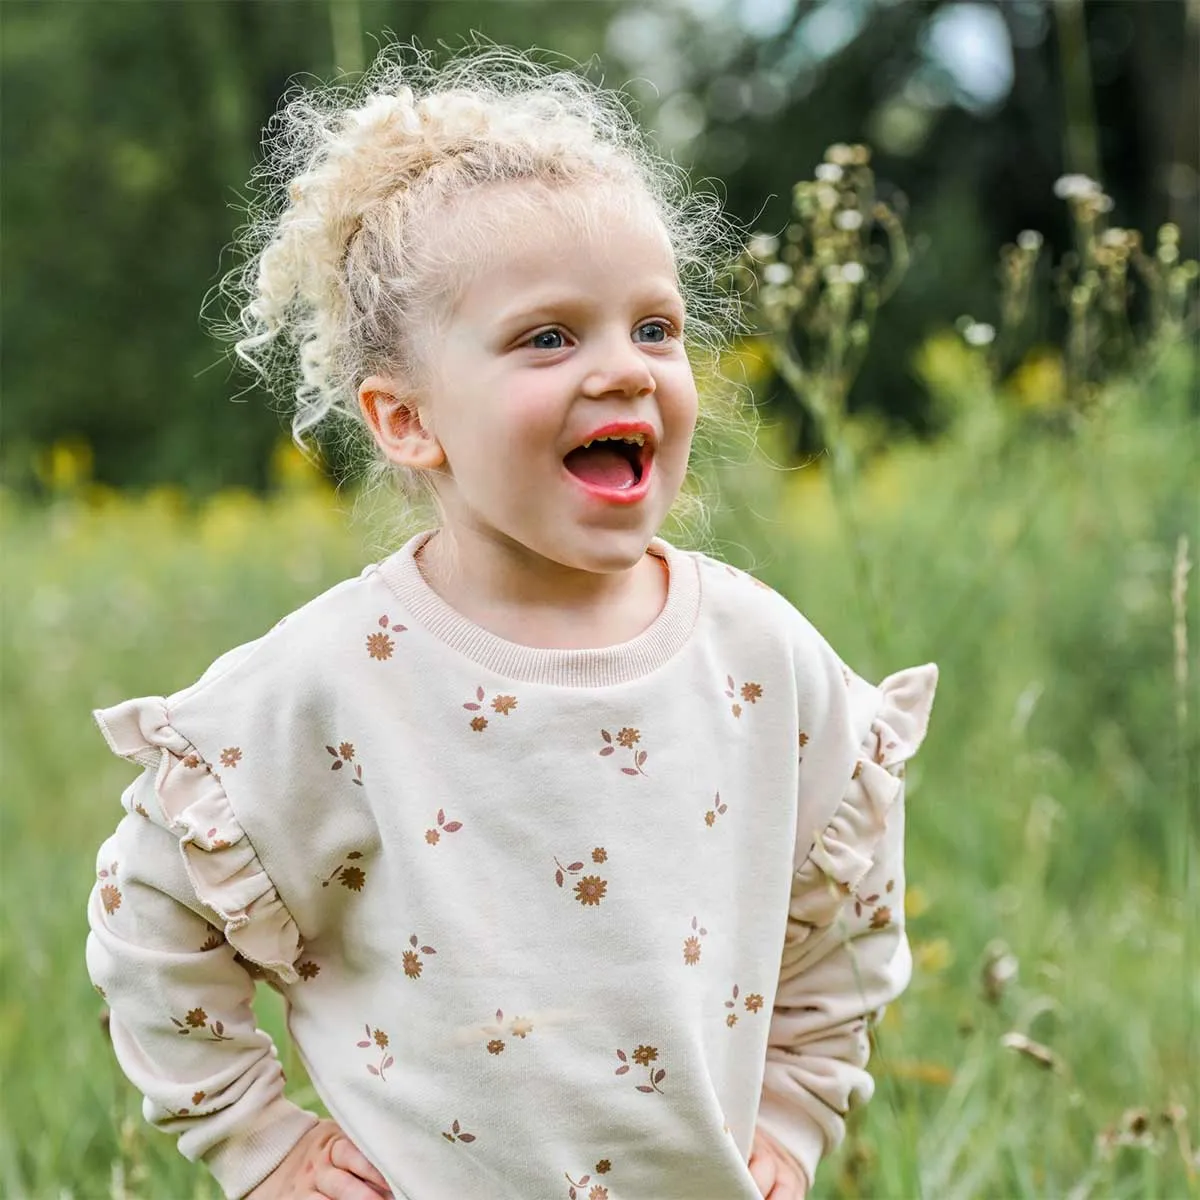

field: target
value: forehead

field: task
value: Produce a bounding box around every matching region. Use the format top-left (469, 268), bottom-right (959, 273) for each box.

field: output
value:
top-left (438, 181), bottom-right (681, 316)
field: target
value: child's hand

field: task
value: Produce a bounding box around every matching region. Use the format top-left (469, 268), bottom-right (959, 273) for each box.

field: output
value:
top-left (245, 1119), bottom-right (392, 1199)
top-left (748, 1124), bottom-right (809, 1199)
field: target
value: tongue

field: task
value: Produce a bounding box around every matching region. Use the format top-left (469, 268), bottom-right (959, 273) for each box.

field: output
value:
top-left (563, 444), bottom-right (637, 489)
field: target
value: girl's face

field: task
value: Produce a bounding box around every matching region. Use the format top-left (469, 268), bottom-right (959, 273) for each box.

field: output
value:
top-left (365, 185), bottom-right (699, 580)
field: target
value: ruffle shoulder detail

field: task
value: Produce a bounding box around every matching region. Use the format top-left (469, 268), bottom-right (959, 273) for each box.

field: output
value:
top-left (93, 694), bottom-right (302, 986)
top-left (782, 663), bottom-right (937, 974)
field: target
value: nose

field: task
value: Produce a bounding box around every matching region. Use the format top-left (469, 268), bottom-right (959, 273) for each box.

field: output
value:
top-left (579, 330), bottom-right (656, 400)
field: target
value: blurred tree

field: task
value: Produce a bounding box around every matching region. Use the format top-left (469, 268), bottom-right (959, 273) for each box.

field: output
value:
top-left (0, 0), bottom-right (1193, 492)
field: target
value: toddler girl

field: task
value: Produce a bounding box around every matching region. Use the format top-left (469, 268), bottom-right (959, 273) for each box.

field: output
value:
top-left (86, 43), bottom-right (937, 1200)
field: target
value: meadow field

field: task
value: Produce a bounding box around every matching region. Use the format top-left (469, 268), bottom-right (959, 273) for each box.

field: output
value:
top-left (1, 329), bottom-right (1196, 1198)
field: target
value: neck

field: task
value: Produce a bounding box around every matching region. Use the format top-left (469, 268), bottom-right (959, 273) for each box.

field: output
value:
top-left (415, 526), bottom-right (668, 650)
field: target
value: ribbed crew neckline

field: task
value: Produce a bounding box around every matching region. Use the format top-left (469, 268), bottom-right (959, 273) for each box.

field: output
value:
top-left (376, 529), bottom-right (701, 687)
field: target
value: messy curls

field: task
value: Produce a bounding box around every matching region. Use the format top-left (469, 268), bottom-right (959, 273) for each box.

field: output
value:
top-left (211, 37), bottom-right (751, 539)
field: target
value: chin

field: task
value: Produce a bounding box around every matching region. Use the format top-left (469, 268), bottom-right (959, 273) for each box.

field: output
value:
top-left (545, 526), bottom-right (656, 575)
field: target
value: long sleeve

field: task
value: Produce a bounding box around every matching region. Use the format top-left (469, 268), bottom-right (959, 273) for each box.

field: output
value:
top-left (87, 708), bottom-right (319, 1198)
top-left (757, 663), bottom-right (937, 1188)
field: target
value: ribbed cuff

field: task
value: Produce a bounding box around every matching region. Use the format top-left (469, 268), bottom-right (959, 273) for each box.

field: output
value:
top-left (755, 1098), bottom-right (824, 1192)
top-left (205, 1098), bottom-right (320, 1199)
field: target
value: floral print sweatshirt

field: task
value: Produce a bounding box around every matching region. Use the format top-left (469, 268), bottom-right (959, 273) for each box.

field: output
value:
top-left (86, 530), bottom-right (938, 1200)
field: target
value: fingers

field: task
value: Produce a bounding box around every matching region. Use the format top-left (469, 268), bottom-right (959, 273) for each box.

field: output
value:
top-left (748, 1147), bottom-right (778, 1196)
top-left (314, 1163), bottom-right (391, 1199)
top-left (329, 1137), bottom-right (392, 1193)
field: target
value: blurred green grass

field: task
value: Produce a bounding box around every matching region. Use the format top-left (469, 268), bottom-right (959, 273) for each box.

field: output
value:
top-left (1, 343), bottom-right (1196, 1197)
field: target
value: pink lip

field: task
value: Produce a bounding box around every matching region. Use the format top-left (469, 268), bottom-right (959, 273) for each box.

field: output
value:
top-left (562, 449), bottom-right (655, 505)
top-left (563, 420), bottom-right (657, 505)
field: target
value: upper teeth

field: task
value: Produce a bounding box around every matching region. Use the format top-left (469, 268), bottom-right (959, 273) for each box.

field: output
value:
top-left (580, 433), bottom-right (646, 449)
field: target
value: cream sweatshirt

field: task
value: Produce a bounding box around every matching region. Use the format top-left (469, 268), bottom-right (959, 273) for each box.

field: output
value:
top-left (86, 529), bottom-right (938, 1199)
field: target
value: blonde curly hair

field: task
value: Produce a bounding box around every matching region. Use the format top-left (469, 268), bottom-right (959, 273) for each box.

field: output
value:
top-left (214, 38), bottom-right (751, 541)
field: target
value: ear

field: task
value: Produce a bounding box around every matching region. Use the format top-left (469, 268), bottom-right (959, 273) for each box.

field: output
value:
top-left (358, 375), bottom-right (446, 471)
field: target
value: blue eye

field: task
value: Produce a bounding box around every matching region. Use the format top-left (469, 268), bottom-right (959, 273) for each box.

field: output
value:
top-left (529, 329), bottom-right (565, 350)
top-left (634, 321), bottom-right (670, 343)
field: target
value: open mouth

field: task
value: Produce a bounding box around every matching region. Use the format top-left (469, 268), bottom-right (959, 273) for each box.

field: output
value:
top-left (562, 433), bottom-right (650, 492)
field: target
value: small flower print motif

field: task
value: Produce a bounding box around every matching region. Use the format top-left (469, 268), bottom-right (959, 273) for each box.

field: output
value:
top-left (554, 855), bottom-right (609, 906)
top-left (199, 931), bottom-right (224, 952)
top-left (724, 984), bottom-right (741, 1026)
top-left (798, 730), bottom-right (810, 758)
top-left (182, 753), bottom-right (202, 769)
top-left (724, 676), bottom-right (763, 718)
top-left (592, 847), bottom-right (607, 864)
top-left (723, 985), bottom-right (765, 1025)
top-left (479, 1009), bottom-right (532, 1055)
top-left (205, 826), bottom-right (233, 851)
top-left (599, 728), bottom-right (648, 776)
top-left (853, 882), bottom-right (895, 930)
top-left (356, 1024), bottom-right (393, 1080)
top-left (704, 792), bottom-right (728, 828)
top-left (326, 741), bottom-right (364, 785)
top-left (171, 1008), bottom-right (232, 1041)
top-left (322, 851), bottom-right (367, 890)
top-left (219, 747), bottom-right (242, 769)
top-left (464, 687), bottom-right (519, 729)
top-left (97, 861), bottom-right (122, 915)
top-left (403, 933), bottom-right (437, 979)
top-left (442, 1118), bottom-right (476, 1144)
top-left (296, 960), bottom-right (321, 980)
top-left (852, 761), bottom-right (864, 780)
top-left (616, 1045), bottom-right (666, 1093)
top-left (564, 1160), bottom-right (615, 1199)
top-left (683, 916), bottom-right (708, 965)
top-left (367, 614), bottom-right (408, 661)
top-left (426, 808), bottom-right (464, 845)
top-left (133, 801), bottom-right (150, 819)
top-left (575, 876), bottom-right (607, 906)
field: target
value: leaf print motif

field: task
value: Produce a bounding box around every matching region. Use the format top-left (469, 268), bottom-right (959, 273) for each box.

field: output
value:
top-left (366, 615), bottom-right (407, 661)
top-left (442, 1118), bottom-right (477, 1144)
top-left (355, 1024), bottom-right (393, 1080)
top-left (479, 1008), bottom-right (532, 1054)
top-left (599, 729), bottom-right (648, 776)
top-left (723, 984), bottom-right (765, 1025)
top-left (403, 933), bottom-right (437, 979)
top-left (322, 851), bottom-right (367, 890)
top-left (170, 1009), bottom-right (232, 1041)
top-left (565, 1160), bottom-right (615, 1199)
top-left (704, 791), bottom-right (728, 827)
top-left (427, 808), bottom-right (464, 844)
top-left (464, 687), bottom-right (519, 729)
top-left (326, 742), bottom-right (364, 786)
top-left (616, 1045), bottom-right (666, 1093)
top-left (554, 855), bottom-right (608, 905)
top-left (96, 861), bottom-right (123, 913)
top-left (725, 676), bottom-right (762, 718)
